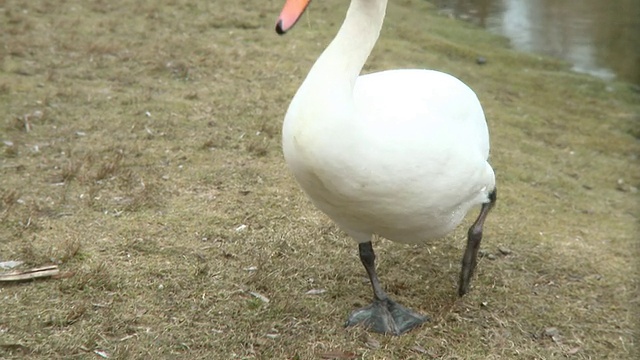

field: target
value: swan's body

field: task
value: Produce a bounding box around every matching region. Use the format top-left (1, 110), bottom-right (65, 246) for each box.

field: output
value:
top-left (276, 0), bottom-right (497, 335)
top-left (284, 69), bottom-right (494, 244)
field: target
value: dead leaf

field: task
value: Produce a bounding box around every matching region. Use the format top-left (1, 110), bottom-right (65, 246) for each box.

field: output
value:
top-left (566, 347), bottom-right (581, 355)
top-left (305, 288), bottom-right (326, 295)
top-left (249, 291), bottom-right (270, 303)
top-left (365, 336), bottom-right (380, 349)
top-left (543, 327), bottom-right (562, 344)
top-left (498, 246), bottom-right (512, 255)
top-left (94, 349), bottom-right (110, 358)
top-left (543, 327), bottom-right (559, 337)
top-left (411, 345), bottom-right (428, 354)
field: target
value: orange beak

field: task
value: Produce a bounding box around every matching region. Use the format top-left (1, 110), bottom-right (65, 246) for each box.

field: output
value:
top-left (275, 0), bottom-right (312, 35)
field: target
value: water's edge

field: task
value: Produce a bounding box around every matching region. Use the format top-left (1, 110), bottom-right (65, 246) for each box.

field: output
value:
top-left (431, 0), bottom-right (640, 85)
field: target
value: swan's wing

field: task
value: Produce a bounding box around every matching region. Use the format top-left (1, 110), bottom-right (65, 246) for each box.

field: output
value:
top-left (349, 69), bottom-right (494, 215)
top-left (354, 69), bottom-right (490, 160)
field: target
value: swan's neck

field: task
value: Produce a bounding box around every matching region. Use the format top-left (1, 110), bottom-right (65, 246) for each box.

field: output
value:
top-left (302, 0), bottom-right (388, 92)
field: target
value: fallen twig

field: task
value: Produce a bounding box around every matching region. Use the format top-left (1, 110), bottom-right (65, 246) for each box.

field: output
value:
top-left (0, 265), bottom-right (60, 282)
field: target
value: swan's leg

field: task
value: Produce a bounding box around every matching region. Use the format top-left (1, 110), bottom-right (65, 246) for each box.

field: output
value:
top-left (345, 242), bottom-right (427, 335)
top-left (459, 187), bottom-right (497, 296)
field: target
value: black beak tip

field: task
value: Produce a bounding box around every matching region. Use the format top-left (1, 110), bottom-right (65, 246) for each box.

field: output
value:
top-left (275, 20), bottom-right (287, 35)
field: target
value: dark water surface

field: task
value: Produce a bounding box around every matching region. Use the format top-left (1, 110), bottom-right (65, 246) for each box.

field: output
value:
top-left (431, 0), bottom-right (640, 85)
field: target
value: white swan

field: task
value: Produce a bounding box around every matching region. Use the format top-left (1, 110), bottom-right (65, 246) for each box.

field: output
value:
top-left (276, 0), bottom-right (497, 335)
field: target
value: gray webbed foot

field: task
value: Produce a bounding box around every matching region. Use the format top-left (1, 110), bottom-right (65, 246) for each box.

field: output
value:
top-left (345, 298), bottom-right (427, 335)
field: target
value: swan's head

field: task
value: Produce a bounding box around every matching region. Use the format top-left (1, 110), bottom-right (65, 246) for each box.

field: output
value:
top-left (275, 0), bottom-right (312, 35)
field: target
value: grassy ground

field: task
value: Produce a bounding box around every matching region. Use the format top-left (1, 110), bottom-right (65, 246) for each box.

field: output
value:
top-left (1, 0), bottom-right (638, 359)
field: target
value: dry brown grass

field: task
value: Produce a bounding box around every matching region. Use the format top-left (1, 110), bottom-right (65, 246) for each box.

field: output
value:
top-left (1, 0), bottom-right (639, 359)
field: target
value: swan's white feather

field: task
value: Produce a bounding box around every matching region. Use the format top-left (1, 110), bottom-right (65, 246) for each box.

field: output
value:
top-left (283, 69), bottom-right (494, 244)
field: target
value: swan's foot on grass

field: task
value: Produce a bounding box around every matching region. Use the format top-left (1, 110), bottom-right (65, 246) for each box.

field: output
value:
top-left (345, 298), bottom-right (427, 335)
top-left (347, 242), bottom-right (427, 335)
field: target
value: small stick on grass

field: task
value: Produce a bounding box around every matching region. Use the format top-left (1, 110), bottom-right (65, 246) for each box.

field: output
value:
top-left (0, 265), bottom-right (60, 282)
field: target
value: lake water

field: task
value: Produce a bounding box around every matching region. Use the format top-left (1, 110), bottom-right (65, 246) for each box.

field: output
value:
top-left (431, 0), bottom-right (640, 85)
